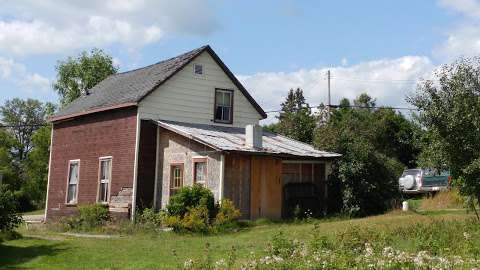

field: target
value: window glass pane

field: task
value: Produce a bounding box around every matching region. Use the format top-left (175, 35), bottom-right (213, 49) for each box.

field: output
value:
top-left (215, 106), bottom-right (223, 120)
top-left (194, 64), bottom-right (203, 75)
top-left (100, 159), bottom-right (111, 181)
top-left (223, 92), bottom-right (232, 106)
top-left (67, 184), bottom-right (76, 203)
top-left (223, 107), bottom-right (231, 121)
top-left (195, 162), bottom-right (206, 183)
top-left (216, 91), bottom-right (223, 105)
top-left (69, 163), bottom-right (78, 184)
top-left (99, 183), bottom-right (108, 202)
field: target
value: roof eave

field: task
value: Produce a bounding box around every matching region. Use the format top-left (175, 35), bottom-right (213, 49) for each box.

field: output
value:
top-left (49, 102), bottom-right (138, 123)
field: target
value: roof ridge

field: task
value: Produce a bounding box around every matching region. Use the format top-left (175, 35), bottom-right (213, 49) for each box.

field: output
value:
top-left (111, 45), bottom-right (209, 77)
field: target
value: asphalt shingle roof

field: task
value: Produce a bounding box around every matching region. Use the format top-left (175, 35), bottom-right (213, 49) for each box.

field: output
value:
top-left (53, 46), bottom-right (208, 119)
top-left (155, 120), bottom-right (341, 158)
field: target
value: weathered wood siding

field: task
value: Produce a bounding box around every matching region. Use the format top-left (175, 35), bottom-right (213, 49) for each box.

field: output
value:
top-left (138, 51), bottom-right (262, 127)
top-left (223, 154), bottom-right (251, 218)
top-left (250, 156), bottom-right (282, 220)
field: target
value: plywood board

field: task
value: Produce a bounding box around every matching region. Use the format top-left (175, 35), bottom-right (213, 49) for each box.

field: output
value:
top-left (250, 156), bottom-right (282, 220)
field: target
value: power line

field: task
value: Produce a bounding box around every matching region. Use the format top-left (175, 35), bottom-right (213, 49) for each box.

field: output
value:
top-left (265, 104), bottom-right (418, 113)
top-left (0, 124), bottom-right (47, 128)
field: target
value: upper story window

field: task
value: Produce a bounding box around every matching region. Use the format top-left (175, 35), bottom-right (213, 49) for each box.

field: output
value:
top-left (214, 88), bottom-right (233, 124)
top-left (193, 64), bottom-right (203, 75)
top-left (66, 160), bottom-right (80, 204)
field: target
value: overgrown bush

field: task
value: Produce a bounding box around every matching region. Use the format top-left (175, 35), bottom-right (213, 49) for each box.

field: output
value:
top-left (62, 203), bottom-right (109, 230)
top-left (0, 185), bottom-right (22, 234)
top-left (165, 185), bottom-right (242, 233)
top-left (420, 189), bottom-right (465, 210)
top-left (213, 199), bottom-right (242, 230)
top-left (137, 207), bottom-right (164, 227)
top-left (167, 184), bottom-right (216, 218)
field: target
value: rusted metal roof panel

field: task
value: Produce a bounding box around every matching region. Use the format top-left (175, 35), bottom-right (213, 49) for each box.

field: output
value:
top-left (155, 120), bottom-right (341, 158)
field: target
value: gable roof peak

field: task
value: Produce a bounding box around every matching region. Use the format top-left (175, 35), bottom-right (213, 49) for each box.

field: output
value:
top-left (50, 45), bottom-right (266, 122)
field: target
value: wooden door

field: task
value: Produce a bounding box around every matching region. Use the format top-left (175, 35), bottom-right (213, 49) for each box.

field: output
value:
top-left (250, 156), bottom-right (282, 220)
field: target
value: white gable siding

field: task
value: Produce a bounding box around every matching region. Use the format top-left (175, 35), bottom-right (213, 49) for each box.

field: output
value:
top-left (138, 52), bottom-right (262, 127)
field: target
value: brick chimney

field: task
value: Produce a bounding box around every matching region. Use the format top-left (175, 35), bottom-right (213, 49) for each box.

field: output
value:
top-left (245, 124), bottom-right (263, 149)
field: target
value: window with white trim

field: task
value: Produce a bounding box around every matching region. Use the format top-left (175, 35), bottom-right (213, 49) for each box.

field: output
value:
top-left (193, 158), bottom-right (207, 186)
top-left (66, 160), bottom-right (79, 204)
top-left (98, 158), bottom-right (112, 203)
top-left (214, 89), bottom-right (233, 123)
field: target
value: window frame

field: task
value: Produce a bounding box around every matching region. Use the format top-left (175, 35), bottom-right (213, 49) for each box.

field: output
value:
top-left (193, 63), bottom-right (204, 76)
top-left (65, 159), bottom-right (80, 205)
top-left (193, 157), bottom-right (208, 186)
top-left (97, 156), bottom-right (113, 204)
top-left (170, 163), bottom-right (184, 196)
top-left (213, 88), bottom-right (234, 124)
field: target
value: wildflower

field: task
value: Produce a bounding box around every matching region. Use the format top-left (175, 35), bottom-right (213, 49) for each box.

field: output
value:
top-left (183, 259), bottom-right (194, 269)
top-left (214, 259), bottom-right (227, 269)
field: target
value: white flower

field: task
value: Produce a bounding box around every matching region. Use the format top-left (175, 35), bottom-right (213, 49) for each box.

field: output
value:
top-left (183, 259), bottom-right (194, 269)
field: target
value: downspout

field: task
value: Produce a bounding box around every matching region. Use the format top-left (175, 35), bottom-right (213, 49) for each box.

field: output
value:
top-left (44, 125), bottom-right (54, 221)
top-left (131, 113), bottom-right (141, 221)
top-left (218, 153), bottom-right (225, 202)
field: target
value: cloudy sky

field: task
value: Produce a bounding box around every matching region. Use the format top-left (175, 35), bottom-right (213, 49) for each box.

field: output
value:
top-left (0, 0), bottom-right (479, 123)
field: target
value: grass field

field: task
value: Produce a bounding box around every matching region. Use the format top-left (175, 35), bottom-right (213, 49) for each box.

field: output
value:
top-left (0, 209), bottom-right (474, 270)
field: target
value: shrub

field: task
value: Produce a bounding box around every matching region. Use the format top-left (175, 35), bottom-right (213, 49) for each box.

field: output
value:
top-left (0, 185), bottom-right (22, 233)
top-left (62, 203), bottom-right (109, 230)
top-left (213, 199), bottom-right (241, 230)
top-left (182, 205), bottom-right (210, 233)
top-left (420, 189), bottom-right (465, 210)
top-left (163, 215), bottom-right (183, 232)
top-left (167, 184), bottom-right (215, 218)
top-left (165, 186), bottom-right (242, 234)
top-left (137, 208), bottom-right (163, 227)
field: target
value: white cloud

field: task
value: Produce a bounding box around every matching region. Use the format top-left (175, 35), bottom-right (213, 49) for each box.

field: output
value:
top-left (439, 0), bottom-right (480, 17)
top-left (0, 0), bottom-right (218, 55)
top-left (0, 57), bottom-right (50, 92)
top-left (341, 58), bottom-right (348, 66)
top-left (239, 56), bottom-right (435, 123)
top-left (435, 0), bottom-right (480, 61)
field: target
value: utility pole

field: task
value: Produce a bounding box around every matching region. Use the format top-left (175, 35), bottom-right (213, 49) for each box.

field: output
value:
top-left (327, 70), bottom-right (331, 108)
top-left (327, 70), bottom-right (331, 121)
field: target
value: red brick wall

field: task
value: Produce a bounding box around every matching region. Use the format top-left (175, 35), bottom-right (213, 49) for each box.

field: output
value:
top-left (46, 107), bottom-right (137, 220)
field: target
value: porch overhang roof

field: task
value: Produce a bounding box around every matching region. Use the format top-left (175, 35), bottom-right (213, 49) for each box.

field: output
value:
top-left (153, 120), bottom-right (341, 159)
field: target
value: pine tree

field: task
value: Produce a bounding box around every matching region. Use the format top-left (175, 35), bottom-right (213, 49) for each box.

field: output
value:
top-left (276, 88), bottom-right (316, 143)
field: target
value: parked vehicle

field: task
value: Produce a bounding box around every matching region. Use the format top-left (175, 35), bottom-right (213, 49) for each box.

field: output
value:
top-left (399, 169), bottom-right (450, 194)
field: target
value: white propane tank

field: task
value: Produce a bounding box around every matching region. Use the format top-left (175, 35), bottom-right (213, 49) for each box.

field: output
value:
top-left (402, 201), bottom-right (409, 212)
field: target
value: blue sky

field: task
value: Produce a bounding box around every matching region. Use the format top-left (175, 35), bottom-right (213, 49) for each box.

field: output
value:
top-left (0, 0), bottom-right (479, 122)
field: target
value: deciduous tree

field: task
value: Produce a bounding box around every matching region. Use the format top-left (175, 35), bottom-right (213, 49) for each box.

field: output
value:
top-left (53, 48), bottom-right (118, 107)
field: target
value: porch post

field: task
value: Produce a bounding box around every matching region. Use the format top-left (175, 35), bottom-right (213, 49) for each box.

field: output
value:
top-left (131, 114), bottom-right (141, 221)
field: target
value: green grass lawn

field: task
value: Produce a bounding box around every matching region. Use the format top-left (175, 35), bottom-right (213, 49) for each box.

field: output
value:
top-left (0, 210), bottom-right (473, 270)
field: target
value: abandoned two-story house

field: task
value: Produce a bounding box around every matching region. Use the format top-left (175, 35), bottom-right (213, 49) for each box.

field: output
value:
top-left (45, 45), bottom-right (340, 221)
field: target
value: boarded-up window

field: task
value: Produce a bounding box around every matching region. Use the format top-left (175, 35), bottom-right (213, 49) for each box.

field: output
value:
top-left (193, 158), bottom-right (207, 186)
top-left (66, 160), bottom-right (80, 204)
top-left (170, 164), bottom-right (184, 196)
top-left (282, 162), bottom-right (325, 185)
